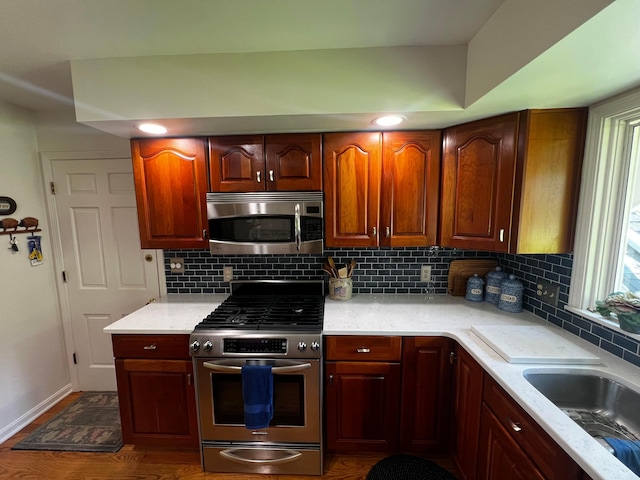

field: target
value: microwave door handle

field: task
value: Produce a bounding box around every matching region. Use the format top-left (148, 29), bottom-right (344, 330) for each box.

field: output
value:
top-left (203, 360), bottom-right (312, 374)
top-left (294, 203), bottom-right (302, 251)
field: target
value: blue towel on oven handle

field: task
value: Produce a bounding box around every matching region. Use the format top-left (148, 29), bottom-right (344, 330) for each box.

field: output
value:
top-left (604, 437), bottom-right (640, 476)
top-left (241, 364), bottom-right (274, 430)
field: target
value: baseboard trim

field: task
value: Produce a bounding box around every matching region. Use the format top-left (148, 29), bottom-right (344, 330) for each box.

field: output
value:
top-left (0, 384), bottom-right (73, 444)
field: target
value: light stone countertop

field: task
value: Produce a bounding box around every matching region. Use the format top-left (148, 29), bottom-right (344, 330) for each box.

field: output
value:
top-left (103, 293), bottom-right (229, 334)
top-left (104, 292), bottom-right (640, 480)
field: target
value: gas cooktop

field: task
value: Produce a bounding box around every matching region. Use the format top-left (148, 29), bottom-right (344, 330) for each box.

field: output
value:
top-left (193, 280), bottom-right (325, 332)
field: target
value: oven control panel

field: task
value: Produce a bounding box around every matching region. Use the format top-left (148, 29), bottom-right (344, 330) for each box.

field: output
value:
top-left (189, 332), bottom-right (322, 358)
top-left (223, 338), bottom-right (287, 354)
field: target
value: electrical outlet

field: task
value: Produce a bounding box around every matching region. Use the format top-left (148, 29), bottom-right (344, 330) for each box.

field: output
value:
top-left (420, 265), bottom-right (431, 283)
top-left (169, 257), bottom-right (185, 274)
top-left (536, 278), bottom-right (560, 307)
top-left (223, 266), bottom-right (234, 282)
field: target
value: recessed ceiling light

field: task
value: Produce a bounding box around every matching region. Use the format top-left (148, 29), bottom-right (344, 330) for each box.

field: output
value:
top-left (372, 115), bottom-right (406, 127)
top-left (138, 123), bottom-right (168, 134)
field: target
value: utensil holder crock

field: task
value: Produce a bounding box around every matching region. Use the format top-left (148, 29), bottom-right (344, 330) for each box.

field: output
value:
top-left (329, 278), bottom-right (352, 301)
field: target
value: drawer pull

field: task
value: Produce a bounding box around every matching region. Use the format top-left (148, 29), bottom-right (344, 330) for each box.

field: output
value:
top-left (508, 418), bottom-right (522, 432)
top-left (356, 348), bottom-right (371, 353)
top-left (143, 344), bottom-right (157, 350)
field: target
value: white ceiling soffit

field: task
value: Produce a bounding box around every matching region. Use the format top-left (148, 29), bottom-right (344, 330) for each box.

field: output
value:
top-left (70, 0), bottom-right (623, 137)
top-left (5, 0), bottom-right (638, 137)
top-left (0, 0), bottom-right (505, 113)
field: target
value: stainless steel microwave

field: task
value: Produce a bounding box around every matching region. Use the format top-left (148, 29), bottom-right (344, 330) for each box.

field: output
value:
top-left (206, 191), bottom-right (323, 255)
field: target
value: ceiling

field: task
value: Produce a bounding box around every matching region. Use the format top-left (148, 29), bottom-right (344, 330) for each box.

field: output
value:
top-left (1, 0), bottom-right (639, 137)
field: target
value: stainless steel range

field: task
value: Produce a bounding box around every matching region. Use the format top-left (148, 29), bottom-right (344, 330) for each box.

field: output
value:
top-left (189, 280), bottom-right (324, 476)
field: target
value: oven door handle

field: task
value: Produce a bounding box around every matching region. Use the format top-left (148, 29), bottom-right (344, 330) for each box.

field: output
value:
top-left (219, 447), bottom-right (302, 465)
top-left (203, 360), bottom-right (312, 374)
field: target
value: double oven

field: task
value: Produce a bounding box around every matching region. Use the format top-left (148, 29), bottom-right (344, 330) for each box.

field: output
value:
top-left (189, 280), bottom-right (324, 475)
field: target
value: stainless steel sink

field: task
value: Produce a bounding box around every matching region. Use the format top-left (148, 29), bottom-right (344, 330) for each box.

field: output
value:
top-left (523, 370), bottom-right (640, 452)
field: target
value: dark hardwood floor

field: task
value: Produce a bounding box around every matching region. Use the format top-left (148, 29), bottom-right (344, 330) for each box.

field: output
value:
top-left (0, 393), bottom-right (460, 479)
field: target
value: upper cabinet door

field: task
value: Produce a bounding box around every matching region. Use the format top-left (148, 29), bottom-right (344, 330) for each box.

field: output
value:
top-left (264, 134), bottom-right (322, 191)
top-left (381, 131), bottom-right (441, 247)
top-left (440, 113), bottom-right (518, 252)
top-left (131, 138), bottom-right (208, 249)
top-left (440, 109), bottom-right (586, 254)
top-left (323, 132), bottom-right (382, 247)
top-left (209, 135), bottom-right (265, 192)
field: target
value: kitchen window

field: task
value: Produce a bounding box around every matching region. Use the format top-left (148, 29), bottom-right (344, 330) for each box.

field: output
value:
top-left (568, 86), bottom-right (640, 330)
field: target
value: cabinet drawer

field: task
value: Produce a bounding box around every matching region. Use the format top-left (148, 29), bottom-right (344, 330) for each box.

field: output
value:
top-left (325, 336), bottom-right (402, 361)
top-left (483, 374), bottom-right (581, 480)
top-left (112, 334), bottom-right (190, 359)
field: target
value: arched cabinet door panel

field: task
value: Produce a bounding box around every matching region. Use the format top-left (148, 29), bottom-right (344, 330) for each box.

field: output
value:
top-left (209, 134), bottom-right (322, 192)
top-left (131, 138), bottom-right (208, 249)
top-left (323, 132), bottom-right (382, 247)
top-left (440, 109), bottom-right (586, 254)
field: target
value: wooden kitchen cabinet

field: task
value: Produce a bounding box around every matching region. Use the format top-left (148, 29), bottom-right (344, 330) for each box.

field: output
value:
top-left (453, 344), bottom-right (484, 480)
top-left (112, 334), bottom-right (199, 449)
top-left (478, 374), bottom-right (582, 480)
top-left (324, 336), bottom-right (402, 452)
top-left (131, 137), bottom-right (208, 249)
top-left (478, 403), bottom-right (546, 480)
top-left (440, 108), bottom-right (587, 253)
top-left (324, 336), bottom-right (454, 455)
top-left (209, 133), bottom-right (322, 192)
top-left (400, 337), bottom-right (453, 453)
top-left (323, 130), bottom-right (440, 247)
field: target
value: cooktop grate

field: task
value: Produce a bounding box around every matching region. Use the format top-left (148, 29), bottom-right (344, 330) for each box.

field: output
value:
top-left (195, 294), bottom-right (324, 331)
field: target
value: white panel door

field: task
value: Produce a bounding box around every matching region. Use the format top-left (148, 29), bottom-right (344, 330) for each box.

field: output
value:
top-left (52, 158), bottom-right (161, 391)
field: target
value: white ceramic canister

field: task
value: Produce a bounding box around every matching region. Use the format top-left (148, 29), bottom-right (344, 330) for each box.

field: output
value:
top-left (485, 266), bottom-right (507, 304)
top-left (465, 274), bottom-right (484, 302)
top-left (497, 274), bottom-right (524, 313)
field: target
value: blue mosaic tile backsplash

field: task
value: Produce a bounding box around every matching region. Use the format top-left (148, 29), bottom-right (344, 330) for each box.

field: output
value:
top-left (164, 248), bottom-right (640, 368)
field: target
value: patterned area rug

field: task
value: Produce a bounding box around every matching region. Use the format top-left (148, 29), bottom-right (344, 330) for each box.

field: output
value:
top-left (12, 392), bottom-right (123, 452)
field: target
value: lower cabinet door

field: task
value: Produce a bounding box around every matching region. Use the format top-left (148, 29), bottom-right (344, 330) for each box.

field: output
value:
top-left (325, 361), bottom-right (401, 452)
top-left (400, 337), bottom-right (453, 453)
top-left (115, 358), bottom-right (199, 449)
top-left (477, 404), bottom-right (545, 480)
top-left (453, 345), bottom-right (484, 480)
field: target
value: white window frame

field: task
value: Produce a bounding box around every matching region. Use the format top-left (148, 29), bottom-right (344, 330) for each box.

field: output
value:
top-left (568, 86), bottom-right (640, 335)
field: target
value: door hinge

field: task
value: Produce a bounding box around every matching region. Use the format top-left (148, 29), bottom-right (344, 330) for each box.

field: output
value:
top-left (62, 271), bottom-right (67, 283)
top-left (72, 353), bottom-right (77, 365)
top-left (50, 181), bottom-right (56, 195)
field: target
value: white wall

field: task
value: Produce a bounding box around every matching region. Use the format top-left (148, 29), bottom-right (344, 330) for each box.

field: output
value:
top-left (35, 110), bottom-right (130, 153)
top-left (0, 101), bottom-right (70, 441)
top-left (0, 107), bottom-right (130, 443)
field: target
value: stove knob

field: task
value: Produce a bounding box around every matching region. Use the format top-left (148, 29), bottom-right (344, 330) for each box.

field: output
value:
top-left (297, 341), bottom-right (307, 352)
top-left (203, 340), bottom-right (213, 352)
top-left (310, 341), bottom-right (320, 351)
top-left (190, 340), bottom-right (201, 352)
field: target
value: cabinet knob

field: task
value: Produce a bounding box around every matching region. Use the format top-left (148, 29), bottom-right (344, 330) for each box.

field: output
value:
top-left (143, 344), bottom-right (157, 350)
top-left (499, 228), bottom-right (505, 242)
top-left (269, 170), bottom-right (274, 182)
top-left (356, 348), bottom-right (371, 353)
top-left (256, 171), bottom-right (262, 183)
top-left (372, 227), bottom-right (377, 238)
top-left (385, 226), bottom-right (390, 238)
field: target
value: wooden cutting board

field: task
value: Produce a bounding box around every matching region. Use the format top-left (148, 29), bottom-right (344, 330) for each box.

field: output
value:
top-left (448, 259), bottom-right (499, 296)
